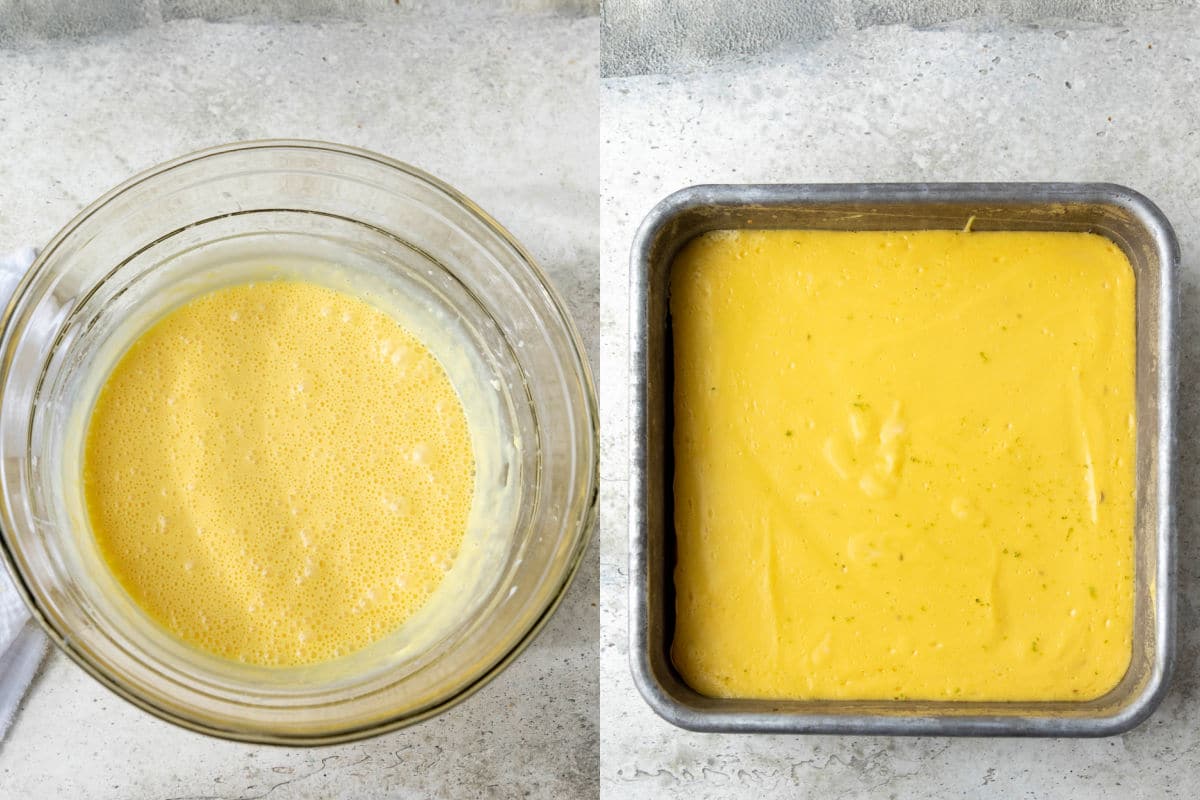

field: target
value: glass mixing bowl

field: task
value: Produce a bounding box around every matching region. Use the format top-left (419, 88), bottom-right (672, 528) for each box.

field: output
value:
top-left (0, 140), bottom-right (598, 744)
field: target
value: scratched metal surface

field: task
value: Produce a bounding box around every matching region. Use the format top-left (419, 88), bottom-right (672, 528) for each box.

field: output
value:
top-left (628, 183), bottom-right (1177, 737)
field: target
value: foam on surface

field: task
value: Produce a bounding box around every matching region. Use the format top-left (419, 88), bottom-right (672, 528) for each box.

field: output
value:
top-left (83, 280), bottom-right (476, 666)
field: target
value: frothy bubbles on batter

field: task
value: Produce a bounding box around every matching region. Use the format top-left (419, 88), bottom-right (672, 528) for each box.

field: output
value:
top-left (81, 281), bottom-right (478, 667)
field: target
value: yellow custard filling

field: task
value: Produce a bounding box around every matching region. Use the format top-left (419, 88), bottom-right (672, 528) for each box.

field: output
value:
top-left (83, 280), bottom-right (475, 666)
top-left (670, 229), bottom-right (1135, 701)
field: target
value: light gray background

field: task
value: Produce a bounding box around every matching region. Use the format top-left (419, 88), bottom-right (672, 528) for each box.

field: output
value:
top-left (0, 0), bottom-right (598, 43)
top-left (0, 3), bottom-right (598, 798)
top-left (602, 0), bottom-right (1191, 75)
top-left (601, 5), bottom-right (1200, 799)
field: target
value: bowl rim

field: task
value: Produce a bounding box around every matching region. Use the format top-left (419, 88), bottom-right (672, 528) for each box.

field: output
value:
top-left (0, 138), bottom-right (600, 745)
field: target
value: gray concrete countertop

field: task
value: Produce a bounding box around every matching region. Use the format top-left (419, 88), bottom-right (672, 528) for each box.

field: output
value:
top-left (0, 5), bottom-right (598, 799)
top-left (600, 0), bottom-right (1185, 77)
top-left (601, 9), bottom-right (1200, 799)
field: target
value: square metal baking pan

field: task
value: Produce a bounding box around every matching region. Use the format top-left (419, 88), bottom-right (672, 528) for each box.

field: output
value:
top-left (628, 183), bottom-right (1178, 736)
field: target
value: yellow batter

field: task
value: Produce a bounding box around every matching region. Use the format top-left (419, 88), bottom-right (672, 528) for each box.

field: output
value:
top-left (671, 229), bottom-right (1135, 701)
top-left (83, 281), bottom-right (475, 667)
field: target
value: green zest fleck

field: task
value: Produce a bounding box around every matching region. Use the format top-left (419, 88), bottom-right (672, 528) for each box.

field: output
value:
top-left (979, 351), bottom-right (990, 363)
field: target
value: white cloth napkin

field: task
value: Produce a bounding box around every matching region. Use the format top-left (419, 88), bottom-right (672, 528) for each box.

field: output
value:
top-left (0, 246), bottom-right (48, 741)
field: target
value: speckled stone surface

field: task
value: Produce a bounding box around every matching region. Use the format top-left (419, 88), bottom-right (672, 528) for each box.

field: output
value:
top-left (600, 0), bottom-right (1191, 76)
top-left (0, 6), bottom-right (598, 799)
top-left (600, 9), bottom-right (1200, 799)
top-left (0, 0), bottom-right (598, 44)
